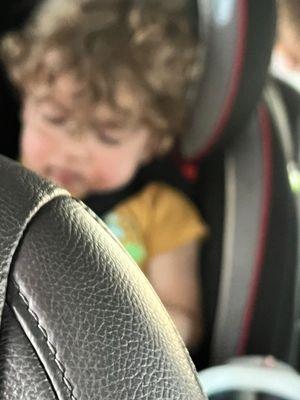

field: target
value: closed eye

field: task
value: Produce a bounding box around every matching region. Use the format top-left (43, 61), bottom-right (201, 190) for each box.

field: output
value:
top-left (42, 114), bottom-right (68, 126)
top-left (90, 122), bottom-right (122, 145)
top-left (95, 131), bottom-right (121, 145)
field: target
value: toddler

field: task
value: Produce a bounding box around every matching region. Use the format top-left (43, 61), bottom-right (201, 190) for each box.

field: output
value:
top-left (1, 0), bottom-right (208, 349)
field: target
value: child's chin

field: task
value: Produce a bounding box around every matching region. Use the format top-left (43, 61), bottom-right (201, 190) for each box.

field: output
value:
top-left (55, 183), bottom-right (88, 199)
top-left (66, 178), bottom-right (132, 198)
top-left (97, 180), bottom-right (131, 194)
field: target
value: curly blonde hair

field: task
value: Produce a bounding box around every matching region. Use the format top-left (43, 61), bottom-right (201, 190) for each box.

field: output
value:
top-left (1, 0), bottom-right (203, 147)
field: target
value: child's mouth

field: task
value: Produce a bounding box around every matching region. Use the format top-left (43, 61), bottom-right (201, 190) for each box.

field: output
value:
top-left (46, 166), bottom-right (85, 189)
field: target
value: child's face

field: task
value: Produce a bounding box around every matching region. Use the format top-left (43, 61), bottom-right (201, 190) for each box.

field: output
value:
top-left (20, 73), bottom-right (156, 198)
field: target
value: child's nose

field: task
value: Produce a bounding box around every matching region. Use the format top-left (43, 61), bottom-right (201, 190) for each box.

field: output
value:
top-left (66, 120), bottom-right (82, 136)
top-left (61, 131), bottom-right (89, 161)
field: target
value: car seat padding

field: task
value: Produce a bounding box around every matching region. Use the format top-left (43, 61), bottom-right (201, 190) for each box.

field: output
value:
top-left (181, 0), bottom-right (276, 160)
top-left (210, 109), bottom-right (271, 363)
top-left (0, 155), bottom-right (206, 399)
top-left (183, 0), bottom-right (248, 158)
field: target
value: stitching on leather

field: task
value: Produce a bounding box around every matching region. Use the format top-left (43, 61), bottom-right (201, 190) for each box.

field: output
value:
top-left (75, 199), bottom-right (128, 248)
top-left (12, 280), bottom-right (77, 400)
top-left (77, 199), bottom-right (118, 243)
top-left (75, 199), bottom-right (205, 394)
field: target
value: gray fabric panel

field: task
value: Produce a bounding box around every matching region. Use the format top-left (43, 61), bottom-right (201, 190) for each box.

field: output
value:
top-left (211, 115), bottom-right (263, 364)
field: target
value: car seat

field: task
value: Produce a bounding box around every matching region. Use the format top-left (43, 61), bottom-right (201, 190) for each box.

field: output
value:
top-left (0, 154), bottom-right (208, 399)
top-left (180, 0), bottom-right (300, 375)
top-left (0, 0), bottom-right (299, 381)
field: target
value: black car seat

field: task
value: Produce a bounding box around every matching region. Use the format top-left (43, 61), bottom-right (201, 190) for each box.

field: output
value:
top-left (0, 155), bottom-right (207, 399)
top-left (0, 0), bottom-right (298, 377)
top-left (179, 0), bottom-right (299, 371)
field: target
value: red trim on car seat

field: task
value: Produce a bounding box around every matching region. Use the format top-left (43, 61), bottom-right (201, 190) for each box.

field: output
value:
top-left (237, 107), bottom-right (273, 354)
top-left (195, 0), bottom-right (248, 162)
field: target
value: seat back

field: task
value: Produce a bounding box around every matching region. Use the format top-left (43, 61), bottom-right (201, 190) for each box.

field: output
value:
top-left (0, 155), bottom-right (206, 400)
top-left (0, 0), bottom-right (298, 373)
top-left (181, 0), bottom-right (299, 370)
top-left (210, 104), bottom-right (297, 364)
top-left (181, 0), bottom-right (276, 159)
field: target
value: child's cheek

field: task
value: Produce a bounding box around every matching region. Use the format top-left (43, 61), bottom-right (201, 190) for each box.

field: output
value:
top-left (20, 125), bottom-right (53, 173)
top-left (92, 154), bottom-right (138, 189)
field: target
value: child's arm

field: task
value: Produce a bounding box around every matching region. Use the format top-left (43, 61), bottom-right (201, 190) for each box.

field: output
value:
top-left (147, 239), bottom-right (203, 349)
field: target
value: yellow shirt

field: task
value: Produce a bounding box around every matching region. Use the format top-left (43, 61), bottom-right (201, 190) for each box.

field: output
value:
top-left (103, 182), bottom-right (208, 271)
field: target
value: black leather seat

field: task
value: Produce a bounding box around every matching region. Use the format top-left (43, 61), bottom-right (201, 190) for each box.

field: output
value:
top-left (0, 155), bottom-right (206, 399)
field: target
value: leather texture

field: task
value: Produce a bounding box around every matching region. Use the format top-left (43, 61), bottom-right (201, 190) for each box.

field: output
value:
top-left (0, 305), bottom-right (56, 400)
top-left (0, 155), bottom-right (67, 323)
top-left (0, 155), bottom-right (206, 400)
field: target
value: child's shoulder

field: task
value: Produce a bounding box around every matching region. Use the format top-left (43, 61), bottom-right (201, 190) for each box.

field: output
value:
top-left (117, 180), bottom-right (205, 234)
top-left (104, 179), bottom-right (209, 261)
top-left (136, 181), bottom-right (195, 211)
top-left (121, 181), bottom-right (208, 257)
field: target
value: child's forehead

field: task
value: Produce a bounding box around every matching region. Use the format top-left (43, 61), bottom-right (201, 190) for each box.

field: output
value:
top-left (50, 72), bottom-right (86, 107)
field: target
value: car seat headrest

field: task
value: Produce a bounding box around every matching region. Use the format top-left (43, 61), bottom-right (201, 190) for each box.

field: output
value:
top-left (181, 0), bottom-right (276, 160)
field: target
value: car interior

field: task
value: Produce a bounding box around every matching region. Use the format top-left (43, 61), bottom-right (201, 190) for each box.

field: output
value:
top-left (189, 0), bottom-right (295, 368)
top-left (1, 0), bottom-right (300, 399)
